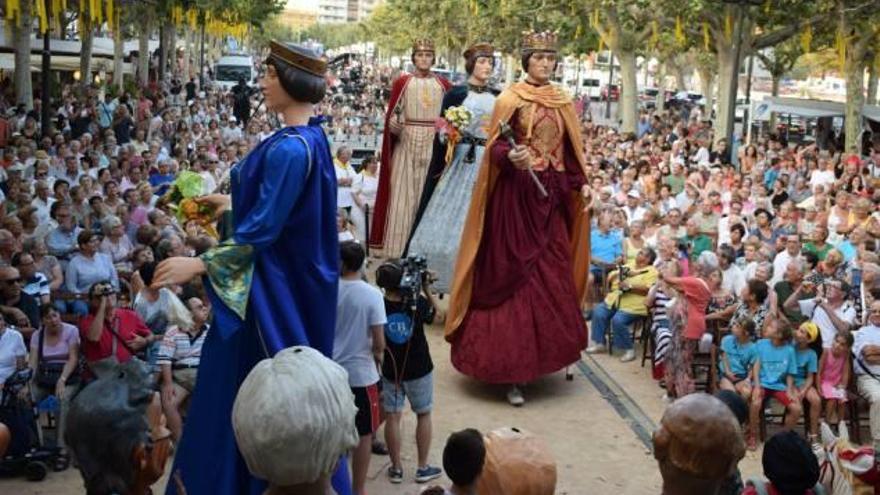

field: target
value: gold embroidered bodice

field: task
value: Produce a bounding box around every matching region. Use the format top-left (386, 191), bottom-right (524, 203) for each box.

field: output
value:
top-left (515, 102), bottom-right (565, 172)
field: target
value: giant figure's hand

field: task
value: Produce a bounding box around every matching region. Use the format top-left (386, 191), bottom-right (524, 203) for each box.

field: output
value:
top-left (194, 194), bottom-right (232, 220)
top-left (152, 257), bottom-right (207, 289)
top-left (508, 145), bottom-right (533, 170)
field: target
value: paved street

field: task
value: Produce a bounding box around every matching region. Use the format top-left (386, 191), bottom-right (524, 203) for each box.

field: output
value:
top-left (2, 312), bottom-right (765, 494)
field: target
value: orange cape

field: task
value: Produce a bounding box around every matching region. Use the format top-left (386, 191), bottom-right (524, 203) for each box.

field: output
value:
top-left (444, 82), bottom-right (592, 340)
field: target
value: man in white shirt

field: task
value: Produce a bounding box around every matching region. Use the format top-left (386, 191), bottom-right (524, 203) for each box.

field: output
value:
top-left (770, 234), bottom-right (801, 288)
top-left (787, 278), bottom-right (857, 348)
top-left (333, 241), bottom-right (386, 495)
top-left (31, 180), bottom-right (56, 224)
top-left (853, 300), bottom-right (880, 456)
top-left (719, 248), bottom-right (746, 297)
top-left (334, 147), bottom-right (356, 213)
top-left (220, 116), bottom-right (243, 145)
top-left (0, 316), bottom-right (27, 386)
top-left (622, 190), bottom-right (646, 225)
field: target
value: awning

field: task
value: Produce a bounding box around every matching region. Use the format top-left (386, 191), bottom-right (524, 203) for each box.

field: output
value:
top-left (863, 104), bottom-right (880, 123)
top-left (752, 97), bottom-right (845, 120)
top-left (0, 53), bottom-right (132, 74)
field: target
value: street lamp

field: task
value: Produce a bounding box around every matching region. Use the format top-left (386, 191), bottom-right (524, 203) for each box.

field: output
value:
top-left (722, 0), bottom-right (763, 154)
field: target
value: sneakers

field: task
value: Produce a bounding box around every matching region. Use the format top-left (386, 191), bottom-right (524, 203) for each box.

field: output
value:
top-left (620, 350), bottom-right (636, 362)
top-left (507, 386), bottom-right (525, 407)
top-left (584, 344), bottom-right (605, 354)
top-left (415, 465), bottom-right (443, 483)
top-left (387, 466), bottom-right (403, 484)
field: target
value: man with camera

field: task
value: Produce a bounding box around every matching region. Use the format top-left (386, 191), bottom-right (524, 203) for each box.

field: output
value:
top-left (375, 258), bottom-right (442, 485)
top-left (79, 281), bottom-right (154, 372)
top-left (586, 248), bottom-right (659, 362)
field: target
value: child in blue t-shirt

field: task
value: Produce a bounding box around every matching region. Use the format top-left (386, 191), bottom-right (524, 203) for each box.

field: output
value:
top-left (793, 321), bottom-right (821, 448)
top-left (719, 318), bottom-right (756, 403)
top-left (747, 320), bottom-right (801, 451)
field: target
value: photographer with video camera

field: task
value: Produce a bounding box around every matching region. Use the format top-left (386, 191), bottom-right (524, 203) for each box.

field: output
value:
top-left (586, 248), bottom-right (659, 362)
top-left (375, 256), bottom-right (443, 485)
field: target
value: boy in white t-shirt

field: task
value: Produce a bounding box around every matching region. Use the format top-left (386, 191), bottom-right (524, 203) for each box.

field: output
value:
top-left (333, 241), bottom-right (386, 495)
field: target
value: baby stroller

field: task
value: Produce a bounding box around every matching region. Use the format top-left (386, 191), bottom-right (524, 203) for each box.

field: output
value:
top-left (0, 368), bottom-right (60, 481)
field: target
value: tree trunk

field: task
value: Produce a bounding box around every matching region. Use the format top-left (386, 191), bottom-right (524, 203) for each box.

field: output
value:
top-left (655, 64), bottom-right (666, 111)
top-left (80, 17), bottom-right (94, 87)
top-left (698, 67), bottom-right (715, 120)
top-left (714, 46), bottom-right (736, 145)
top-left (618, 50), bottom-right (638, 134)
top-left (674, 66), bottom-right (687, 91)
top-left (13, 0), bottom-right (34, 109)
top-left (505, 54), bottom-right (517, 86)
top-left (138, 22), bottom-right (150, 87)
top-left (844, 57), bottom-right (865, 154)
top-left (158, 23), bottom-right (167, 82)
top-left (169, 25), bottom-right (177, 77)
top-left (769, 74), bottom-right (781, 132)
top-left (113, 26), bottom-right (125, 91)
top-left (182, 26), bottom-right (191, 80)
top-left (867, 61), bottom-right (878, 106)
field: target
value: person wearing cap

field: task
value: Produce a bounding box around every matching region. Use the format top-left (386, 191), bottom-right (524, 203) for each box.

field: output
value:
top-left (621, 189), bottom-right (646, 226)
top-left (369, 39), bottom-right (451, 258)
top-left (742, 431), bottom-right (822, 495)
top-left (446, 31), bottom-right (593, 406)
top-left (151, 41), bottom-right (352, 495)
top-left (407, 42), bottom-right (498, 293)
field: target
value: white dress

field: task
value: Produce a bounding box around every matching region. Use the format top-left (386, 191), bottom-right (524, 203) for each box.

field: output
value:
top-left (351, 172), bottom-right (378, 244)
top-left (407, 89), bottom-right (496, 293)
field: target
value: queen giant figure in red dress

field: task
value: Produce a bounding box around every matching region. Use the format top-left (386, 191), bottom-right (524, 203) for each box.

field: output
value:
top-left (445, 31), bottom-right (593, 406)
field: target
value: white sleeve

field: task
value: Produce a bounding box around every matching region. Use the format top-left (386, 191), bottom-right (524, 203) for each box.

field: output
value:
top-left (369, 288), bottom-right (387, 326)
top-left (13, 331), bottom-right (26, 358)
top-left (798, 298), bottom-right (817, 317)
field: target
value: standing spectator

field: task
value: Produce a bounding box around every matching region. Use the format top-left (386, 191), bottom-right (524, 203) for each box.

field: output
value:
top-left (334, 147), bottom-right (356, 215)
top-left (65, 230), bottom-right (119, 316)
top-left (28, 305), bottom-right (79, 470)
top-left (375, 261), bottom-right (442, 485)
top-left (157, 297), bottom-right (209, 441)
top-left (333, 241), bottom-right (386, 495)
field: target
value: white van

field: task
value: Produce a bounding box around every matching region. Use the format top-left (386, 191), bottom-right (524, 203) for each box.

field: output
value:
top-left (214, 54), bottom-right (254, 92)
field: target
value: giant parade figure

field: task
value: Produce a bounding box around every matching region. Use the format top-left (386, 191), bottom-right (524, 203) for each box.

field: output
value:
top-left (445, 31), bottom-right (594, 407)
top-left (407, 42), bottom-right (498, 293)
top-left (370, 39), bottom-right (451, 257)
top-left (151, 41), bottom-right (351, 495)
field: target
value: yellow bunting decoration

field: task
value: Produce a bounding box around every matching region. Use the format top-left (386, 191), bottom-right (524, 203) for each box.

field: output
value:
top-left (36, 0), bottom-right (49, 33)
top-left (800, 23), bottom-right (812, 54)
top-left (591, 8), bottom-right (600, 28)
top-left (650, 20), bottom-right (659, 49)
top-left (702, 21), bottom-right (710, 51)
top-left (575, 24), bottom-right (583, 39)
top-left (5, 0), bottom-right (20, 22)
top-left (674, 16), bottom-right (685, 46)
top-left (764, 0), bottom-right (771, 13)
top-left (598, 36), bottom-right (604, 54)
top-left (836, 29), bottom-right (846, 74)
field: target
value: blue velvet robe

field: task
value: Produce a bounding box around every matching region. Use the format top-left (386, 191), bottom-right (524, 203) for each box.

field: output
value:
top-left (167, 118), bottom-right (351, 495)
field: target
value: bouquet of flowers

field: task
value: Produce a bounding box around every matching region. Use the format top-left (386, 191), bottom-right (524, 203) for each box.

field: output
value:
top-left (159, 170), bottom-right (219, 238)
top-left (435, 105), bottom-right (473, 164)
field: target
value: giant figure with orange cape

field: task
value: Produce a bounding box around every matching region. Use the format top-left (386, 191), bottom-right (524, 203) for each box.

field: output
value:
top-left (369, 39), bottom-right (451, 257)
top-left (445, 31), bottom-right (593, 407)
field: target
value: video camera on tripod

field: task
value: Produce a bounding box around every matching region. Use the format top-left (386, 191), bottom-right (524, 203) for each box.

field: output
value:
top-left (398, 255), bottom-right (429, 311)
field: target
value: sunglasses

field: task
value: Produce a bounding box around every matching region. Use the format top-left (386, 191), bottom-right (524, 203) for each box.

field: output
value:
top-left (0, 277), bottom-right (22, 285)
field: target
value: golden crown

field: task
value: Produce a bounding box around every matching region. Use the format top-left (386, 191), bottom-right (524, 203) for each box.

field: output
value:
top-left (412, 38), bottom-right (435, 53)
top-left (521, 31), bottom-right (558, 53)
top-left (463, 42), bottom-right (495, 60)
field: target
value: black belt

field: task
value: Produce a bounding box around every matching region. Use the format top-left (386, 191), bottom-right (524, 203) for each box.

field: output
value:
top-left (459, 136), bottom-right (487, 146)
top-left (173, 364), bottom-right (199, 370)
top-left (458, 135), bottom-right (486, 163)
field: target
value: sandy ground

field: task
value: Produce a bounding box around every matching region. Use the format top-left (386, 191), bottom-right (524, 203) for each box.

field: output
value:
top-left (1, 319), bottom-right (767, 494)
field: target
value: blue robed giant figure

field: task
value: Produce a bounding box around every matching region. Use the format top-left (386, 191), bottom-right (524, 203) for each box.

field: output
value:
top-left (156, 42), bottom-right (352, 495)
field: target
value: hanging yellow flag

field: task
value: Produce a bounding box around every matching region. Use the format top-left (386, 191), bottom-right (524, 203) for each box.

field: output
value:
top-left (5, 0), bottom-right (20, 22)
top-left (598, 36), bottom-right (604, 54)
top-left (800, 23), bottom-right (812, 54)
top-left (674, 16), bottom-right (685, 46)
top-left (651, 20), bottom-right (659, 49)
top-left (36, 0), bottom-right (49, 33)
top-left (702, 21), bottom-right (710, 51)
top-left (575, 24), bottom-right (582, 39)
top-left (836, 29), bottom-right (846, 74)
top-left (764, 0), bottom-right (771, 13)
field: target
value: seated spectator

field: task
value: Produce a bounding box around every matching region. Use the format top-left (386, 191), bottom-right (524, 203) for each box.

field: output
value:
top-left (718, 317), bottom-right (756, 403)
top-left (13, 252), bottom-right (50, 306)
top-left (586, 247), bottom-right (659, 362)
top-left (747, 321), bottom-right (801, 450)
top-left (423, 429), bottom-right (486, 495)
top-left (803, 225), bottom-right (832, 261)
top-left (65, 360), bottom-right (172, 495)
top-left (684, 217), bottom-right (712, 262)
top-left (79, 281), bottom-right (155, 375)
top-left (45, 202), bottom-right (81, 267)
top-left (24, 237), bottom-right (63, 293)
top-left (719, 246), bottom-right (746, 297)
top-left (157, 297), bottom-right (209, 441)
top-left (771, 234), bottom-right (801, 287)
top-left (775, 258), bottom-right (809, 325)
top-left (0, 265), bottom-right (40, 339)
top-left (792, 322), bottom-right (821, 448)
top-left (717, 279), bottom-right (771, 336)
top-left (0, 314), bottom-right (26, 388)
top-left (99, 215), bottom-right (134, 274)
top-left (853, 300), bottom-right (880, 459)
top-left (742, 431), bottom-right (822, 495)
top-left (28, 305), bottom-right (80, 470)
top-left (786, 277), bottom-right (856, 349)
top-left (64, 230), bottom-right (119, 316)
top-left (232, 346), bottom-right (359, 495)
top-left (653, 393), bottom-right (745, 495)
top-left (818, 330), bottom-right (852, 433)
top-left (590, 209), bottom-right (623, 279)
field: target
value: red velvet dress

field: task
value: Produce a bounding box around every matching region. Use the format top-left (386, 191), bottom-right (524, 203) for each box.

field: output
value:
top-left (450, 105), bottom-right (588, 384)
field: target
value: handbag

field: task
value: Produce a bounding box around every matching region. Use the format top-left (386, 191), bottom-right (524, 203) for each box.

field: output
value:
top-left (35, 327), bottom-right (79, 389)
top-left (88, 317), bottom-right (145, 380)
